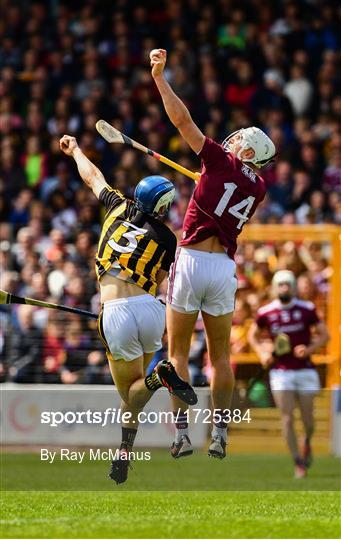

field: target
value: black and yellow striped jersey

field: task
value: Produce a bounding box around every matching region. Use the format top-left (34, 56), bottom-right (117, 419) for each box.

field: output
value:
top-left (96, 186), bottom-right (177, 296)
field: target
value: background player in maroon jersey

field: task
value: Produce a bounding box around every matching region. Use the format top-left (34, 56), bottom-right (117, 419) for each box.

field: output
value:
top-left (248, 270), bottom-right (329, 478)
top-left (150, 48), bottom-right (276, 459)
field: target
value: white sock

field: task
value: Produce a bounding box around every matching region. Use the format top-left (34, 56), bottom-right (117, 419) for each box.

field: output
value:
top-left (175, 426), bottom-right (189, 443)
top-left (173, 411), bottom-right (189, 443)
top-left (212, 424), bottom-right (228, 441)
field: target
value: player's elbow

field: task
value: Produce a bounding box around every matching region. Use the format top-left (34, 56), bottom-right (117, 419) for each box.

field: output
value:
top-left (93, 170), bottom-right (105, 184)
top-left (322, 329), bottom-right (330, 345)
top-left (87, 170), bottom-right (104, 188)
top-left (81, 170), bottom-right (105, 196)
top-left (173, 110), bottom-right (192, 130)
top-left (318, 323), bottom-right (330, 346)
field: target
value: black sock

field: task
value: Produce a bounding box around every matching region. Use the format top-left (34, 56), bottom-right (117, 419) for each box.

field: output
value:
top-left (145, 371), bottom-right (162, 391)
top-left (121, 427), bottom-right (137, 449)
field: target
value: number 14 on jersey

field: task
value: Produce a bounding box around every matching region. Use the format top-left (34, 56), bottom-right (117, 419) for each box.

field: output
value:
top-left (214, 182), bottom-right (256, 229)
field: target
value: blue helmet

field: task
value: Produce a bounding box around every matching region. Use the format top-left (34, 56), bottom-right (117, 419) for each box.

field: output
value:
top-left (134, 176), bottom-right (175, 216)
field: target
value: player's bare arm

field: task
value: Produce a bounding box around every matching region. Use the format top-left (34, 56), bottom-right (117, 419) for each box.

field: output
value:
top-left (293, 321), bottom-right (330, 358)
top-left (59, 135), bottom-right (109, 199)
top-left (248, 322), bottom-right (274, 367)
top-left (150, 49), bottom-right (205, 155)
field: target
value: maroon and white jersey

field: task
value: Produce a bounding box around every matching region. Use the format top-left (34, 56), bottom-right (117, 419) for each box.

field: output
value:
top-left (180, 137), bottom-right (266, 259)
top-left (256, 298), bottom-right (320, 370)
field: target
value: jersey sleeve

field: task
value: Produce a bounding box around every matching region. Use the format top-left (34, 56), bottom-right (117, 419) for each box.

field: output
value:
top-left (198, 137), bottom-right (230, 169)
top-left (160, 233), bottom-right (177, 272)
top-left (99, 187), bottom-right (125, 211)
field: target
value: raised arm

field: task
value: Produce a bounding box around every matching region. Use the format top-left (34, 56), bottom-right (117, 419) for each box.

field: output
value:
top-left (59, 135), bottom-right (109, 199)
top-left (150, 49), bottom-right (205, 154)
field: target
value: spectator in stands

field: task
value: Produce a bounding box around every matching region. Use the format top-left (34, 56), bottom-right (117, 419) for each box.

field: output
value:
top-left (230, 299), bottom-right (252, 356)
top-left (188, 318), bottom-right (208, 387)
top-left (323, 147), bottom-right (341, 193)
top-left (290, 170), bottom-right (312, 212)
top-left (40, 162), bottom-right (78, 204)
top-left (8, 305), bottom-right (43, 383)
top-left (21, 135), bottom-right (48, 189)
top-left (70, 231), bottom-right (96, 271)
top-left (41, 311), bottom-right (65, 383)
top-left (14, 225), bottom-right (41, 266)
top-left (9, 190), bottom-right (33, 232)
top-left (83, 348), bottom-right (111, 385)
top-left (48, 190), bottom-right (77, 238)
top-left (63, 276), bottom-right (91, 310)
top-left (61, 320), bottom-right (91, 384)
top-left (284, 64), bottom-right (313, 117)
top-left (44, 229), bottom-right (69, 264)
top-left (268, 161), bottom-right (293, 211)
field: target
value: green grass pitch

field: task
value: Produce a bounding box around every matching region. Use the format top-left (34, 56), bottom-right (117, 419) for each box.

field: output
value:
top-left (1, 452), bottom-right (340, 538)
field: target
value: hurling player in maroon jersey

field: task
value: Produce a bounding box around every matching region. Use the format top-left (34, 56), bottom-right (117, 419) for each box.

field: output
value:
top-left (150, 48), bottom-right (276, 459)
top-left (249, 270), bottom-right (329, 478)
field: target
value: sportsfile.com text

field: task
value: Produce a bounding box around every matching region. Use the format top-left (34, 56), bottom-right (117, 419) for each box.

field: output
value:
top-left (41, 408), bottom-right (252, 427)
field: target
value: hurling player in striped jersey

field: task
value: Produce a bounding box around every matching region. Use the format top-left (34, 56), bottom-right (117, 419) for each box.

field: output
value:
top-left (60, 134), bottom-right (197, 484)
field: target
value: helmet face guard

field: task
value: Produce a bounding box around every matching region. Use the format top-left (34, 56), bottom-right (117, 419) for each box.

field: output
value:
top-left (222, 127), bottom-right (277, 169)
top-left (151, 189), bottom-right (175, 215)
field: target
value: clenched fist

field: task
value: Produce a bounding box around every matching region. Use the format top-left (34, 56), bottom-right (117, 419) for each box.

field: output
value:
top-left (259, 350), bottom-right (274, 367)
top-left (150, 48), bottom-right (167, 78)
top-left (293, 344), bottom-right (310, 358)
top-left (59, 135), bottom-right (79, 156)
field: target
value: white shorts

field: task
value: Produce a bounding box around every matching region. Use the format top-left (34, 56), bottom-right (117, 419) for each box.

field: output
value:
top-left (270, 369), bottom-right (321, 394)
top-left (167, 248), bottom-right (237, 316)
top-left (99, 295), bottom-right (165, 362)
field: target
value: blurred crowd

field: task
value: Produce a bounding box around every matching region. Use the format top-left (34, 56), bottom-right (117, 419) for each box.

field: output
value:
top-left (0, 0), bottom-right (339, 384)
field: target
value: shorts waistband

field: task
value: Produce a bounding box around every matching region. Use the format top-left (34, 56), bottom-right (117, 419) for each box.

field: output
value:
top-left (179, 247), bottom-right (231, 259)
top-left (103, 294), bottom-right (155, 307)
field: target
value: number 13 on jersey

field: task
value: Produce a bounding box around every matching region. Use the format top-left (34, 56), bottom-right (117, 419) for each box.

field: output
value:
top-left (214, 182), bottom-right (256, 229)
top-left (108, 221), bottom-right (147, 254)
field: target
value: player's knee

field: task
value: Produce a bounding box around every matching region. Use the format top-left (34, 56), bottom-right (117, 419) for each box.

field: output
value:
top-left (282, 413), bottom-right (294, 429)
top-left (210, 355), bottom-right (231, 371)
top-left (117, 376), bottom-right (141, 404)
top-left (120, 391), bottom-right (130, 404)
top-left (211, 357), bottom-right (234, 384)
